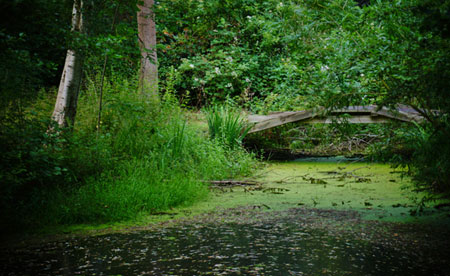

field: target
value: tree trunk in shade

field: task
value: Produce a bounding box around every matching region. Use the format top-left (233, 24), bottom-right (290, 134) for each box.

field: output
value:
top-left (52, 0), bottom-right (85, 128)
top-left (137, 0), bottom-right (158, 100)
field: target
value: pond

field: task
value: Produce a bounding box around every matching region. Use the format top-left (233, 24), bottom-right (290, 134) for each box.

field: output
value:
top-left (1, 158), bottom-right (450, 275)
top-left (192, 157), bottom-right (449, 223)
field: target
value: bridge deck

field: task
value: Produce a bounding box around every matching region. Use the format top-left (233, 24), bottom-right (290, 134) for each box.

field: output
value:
top-left (247, 105), bottom-right (423, 133)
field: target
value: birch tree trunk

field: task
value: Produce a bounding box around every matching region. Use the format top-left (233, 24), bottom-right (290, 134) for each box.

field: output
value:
top-left (137, 0), bottom-right (158, 101)
top-left (52, 0), bottom-right (85, 128)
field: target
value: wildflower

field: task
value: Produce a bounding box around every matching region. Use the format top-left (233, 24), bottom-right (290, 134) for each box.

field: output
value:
top-left (320, 65), bottom-right (329, 72)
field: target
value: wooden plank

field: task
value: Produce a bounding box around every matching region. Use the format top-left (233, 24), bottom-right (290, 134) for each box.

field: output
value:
top-left (304, 115), bottom-right (391, 124)
top-left (374, 107), bottom-right (423, 122)
top-left (330, 105), bottom-right (377, 114)
top-left (248, 110), bottom-right (319, 133)
top-left (248, 112), bottom-right (297, 123)
top-left (246, 105), bottom-right (426, 134)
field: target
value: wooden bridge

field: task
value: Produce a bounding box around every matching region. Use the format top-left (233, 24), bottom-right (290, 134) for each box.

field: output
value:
top-left (247, 105), bottom-right (424, 134)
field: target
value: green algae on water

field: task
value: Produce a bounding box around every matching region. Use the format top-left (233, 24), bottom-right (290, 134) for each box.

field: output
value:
top-left (187, 158), bottom-right (446, 224)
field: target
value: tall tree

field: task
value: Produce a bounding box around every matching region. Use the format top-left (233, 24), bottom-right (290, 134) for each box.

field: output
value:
top-left (137, 0), bottom-right (158, 100)
top-left (51, 0), bottom-right (85, 128)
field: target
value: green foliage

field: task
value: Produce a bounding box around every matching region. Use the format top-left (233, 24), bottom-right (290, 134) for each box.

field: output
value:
top-left (154, 0), bottom-right (450, 116)
top-left (410, 125), bottom-right (450, 196)
top-left (0, 114), bottom-right (66, 213)
top-left (369, 122), bottom-right (450, 199)
top-left (153, 0), bottom-right (369, 108)
top-left (84, 1), bottom-right (141, 79)
top-left (0, 0), bottom-right (71, 108)
top-left (156, 0), bottom-right (309, 107)
top-left (0, 94), bottom-right (103, 230)
top-left (0, 74), bottom-right (256, 231)
top-left (2, 0), bottom-right (450, 228)
top-left (206, 105), bottom-right (252, 149)
top-left (0, 0), bottom-right (140, 109)
top-left (154, 0), bottom-right (450, 198)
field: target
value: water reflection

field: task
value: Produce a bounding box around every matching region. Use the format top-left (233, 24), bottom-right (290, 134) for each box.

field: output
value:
top-left (2, 212), bottom-right (448, 276)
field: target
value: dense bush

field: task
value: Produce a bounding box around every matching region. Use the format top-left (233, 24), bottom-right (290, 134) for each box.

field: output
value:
top-left (155, 0), bottom-right (450, 112)
top-left (0, 114), bottom-right (67, 224)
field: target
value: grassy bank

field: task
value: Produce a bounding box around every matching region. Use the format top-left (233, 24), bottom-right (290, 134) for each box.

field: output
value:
top-left (0, 75), bottom-right (256, 234)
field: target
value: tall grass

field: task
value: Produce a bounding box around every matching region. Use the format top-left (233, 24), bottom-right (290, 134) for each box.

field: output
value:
top-left (1, 74), bottom-right (256, 232)
top-left (206, 105), bottom-right (252, 149)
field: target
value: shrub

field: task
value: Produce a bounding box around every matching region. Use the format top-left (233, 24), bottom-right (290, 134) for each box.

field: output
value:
top-left (370, 122), bottom-right (450, 199)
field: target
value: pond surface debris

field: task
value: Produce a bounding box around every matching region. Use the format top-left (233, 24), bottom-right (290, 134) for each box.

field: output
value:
top-left (1, 159), bottom-right (450, 275)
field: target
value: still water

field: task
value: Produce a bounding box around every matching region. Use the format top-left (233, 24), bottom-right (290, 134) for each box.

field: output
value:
top-left (1, 159), bottom-right (449, 275)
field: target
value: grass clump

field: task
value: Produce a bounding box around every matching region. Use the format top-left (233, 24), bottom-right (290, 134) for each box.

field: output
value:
top-left (206, 105), bottom-right (252, 149)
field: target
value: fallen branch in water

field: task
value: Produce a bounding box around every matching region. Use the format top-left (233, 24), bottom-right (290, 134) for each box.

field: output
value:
top-left (203, 180), bottom-right (262, 186)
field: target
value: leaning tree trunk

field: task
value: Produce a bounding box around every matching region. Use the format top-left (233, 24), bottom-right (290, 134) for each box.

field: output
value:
top-left (52, 0), bottom-right (85, 128)
top-left (137, 0), bottom-right (158, 101)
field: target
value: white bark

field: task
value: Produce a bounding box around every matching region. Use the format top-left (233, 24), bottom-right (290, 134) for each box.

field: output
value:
top-left (52, 0), bottom-right (85, 128)
top-left (137, 0), bottom-right (158, 100)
